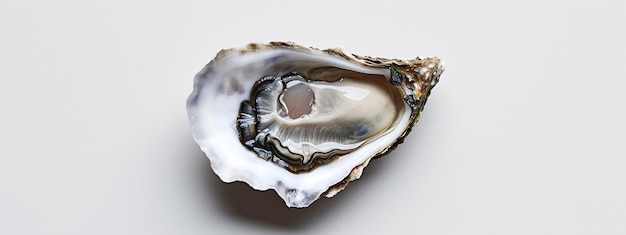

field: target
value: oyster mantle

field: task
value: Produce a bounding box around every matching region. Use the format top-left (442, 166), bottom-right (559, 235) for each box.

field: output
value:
top-left (187, 42), bottom-right (444, 207)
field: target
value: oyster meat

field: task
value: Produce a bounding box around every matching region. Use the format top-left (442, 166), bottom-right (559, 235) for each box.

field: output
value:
top-left (187, 42), bottom-right (444, 207)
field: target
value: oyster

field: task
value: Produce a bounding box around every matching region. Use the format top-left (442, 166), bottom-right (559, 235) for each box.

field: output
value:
top-left (187, 42), bottom-right (444, 207)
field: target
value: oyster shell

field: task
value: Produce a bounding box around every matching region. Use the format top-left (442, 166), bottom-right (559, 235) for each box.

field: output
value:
top-left (187, 42), bottom-right (444, 207)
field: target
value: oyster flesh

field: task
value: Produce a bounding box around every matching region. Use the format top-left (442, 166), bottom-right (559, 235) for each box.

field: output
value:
top-left (187, 42), bottom-right (444, 207)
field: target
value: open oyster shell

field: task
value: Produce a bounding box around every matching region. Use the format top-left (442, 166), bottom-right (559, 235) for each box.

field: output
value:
top-left (187, 42), bottom-right (444, 207)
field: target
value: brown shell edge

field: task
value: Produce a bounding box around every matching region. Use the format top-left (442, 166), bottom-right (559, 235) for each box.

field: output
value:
top-left (317, 47), bottom-right (445, 198)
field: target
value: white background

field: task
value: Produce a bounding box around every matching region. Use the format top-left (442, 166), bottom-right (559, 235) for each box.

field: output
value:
top-left (2, 0), bottom-right (625, 234)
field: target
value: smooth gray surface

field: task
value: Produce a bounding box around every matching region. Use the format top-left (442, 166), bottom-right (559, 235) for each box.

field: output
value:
top-left (1, 0), bottom-right (625, 234)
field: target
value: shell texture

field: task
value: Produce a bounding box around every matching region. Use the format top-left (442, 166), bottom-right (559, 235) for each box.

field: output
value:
top-left (187, 42), bottom-right (444, 207)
